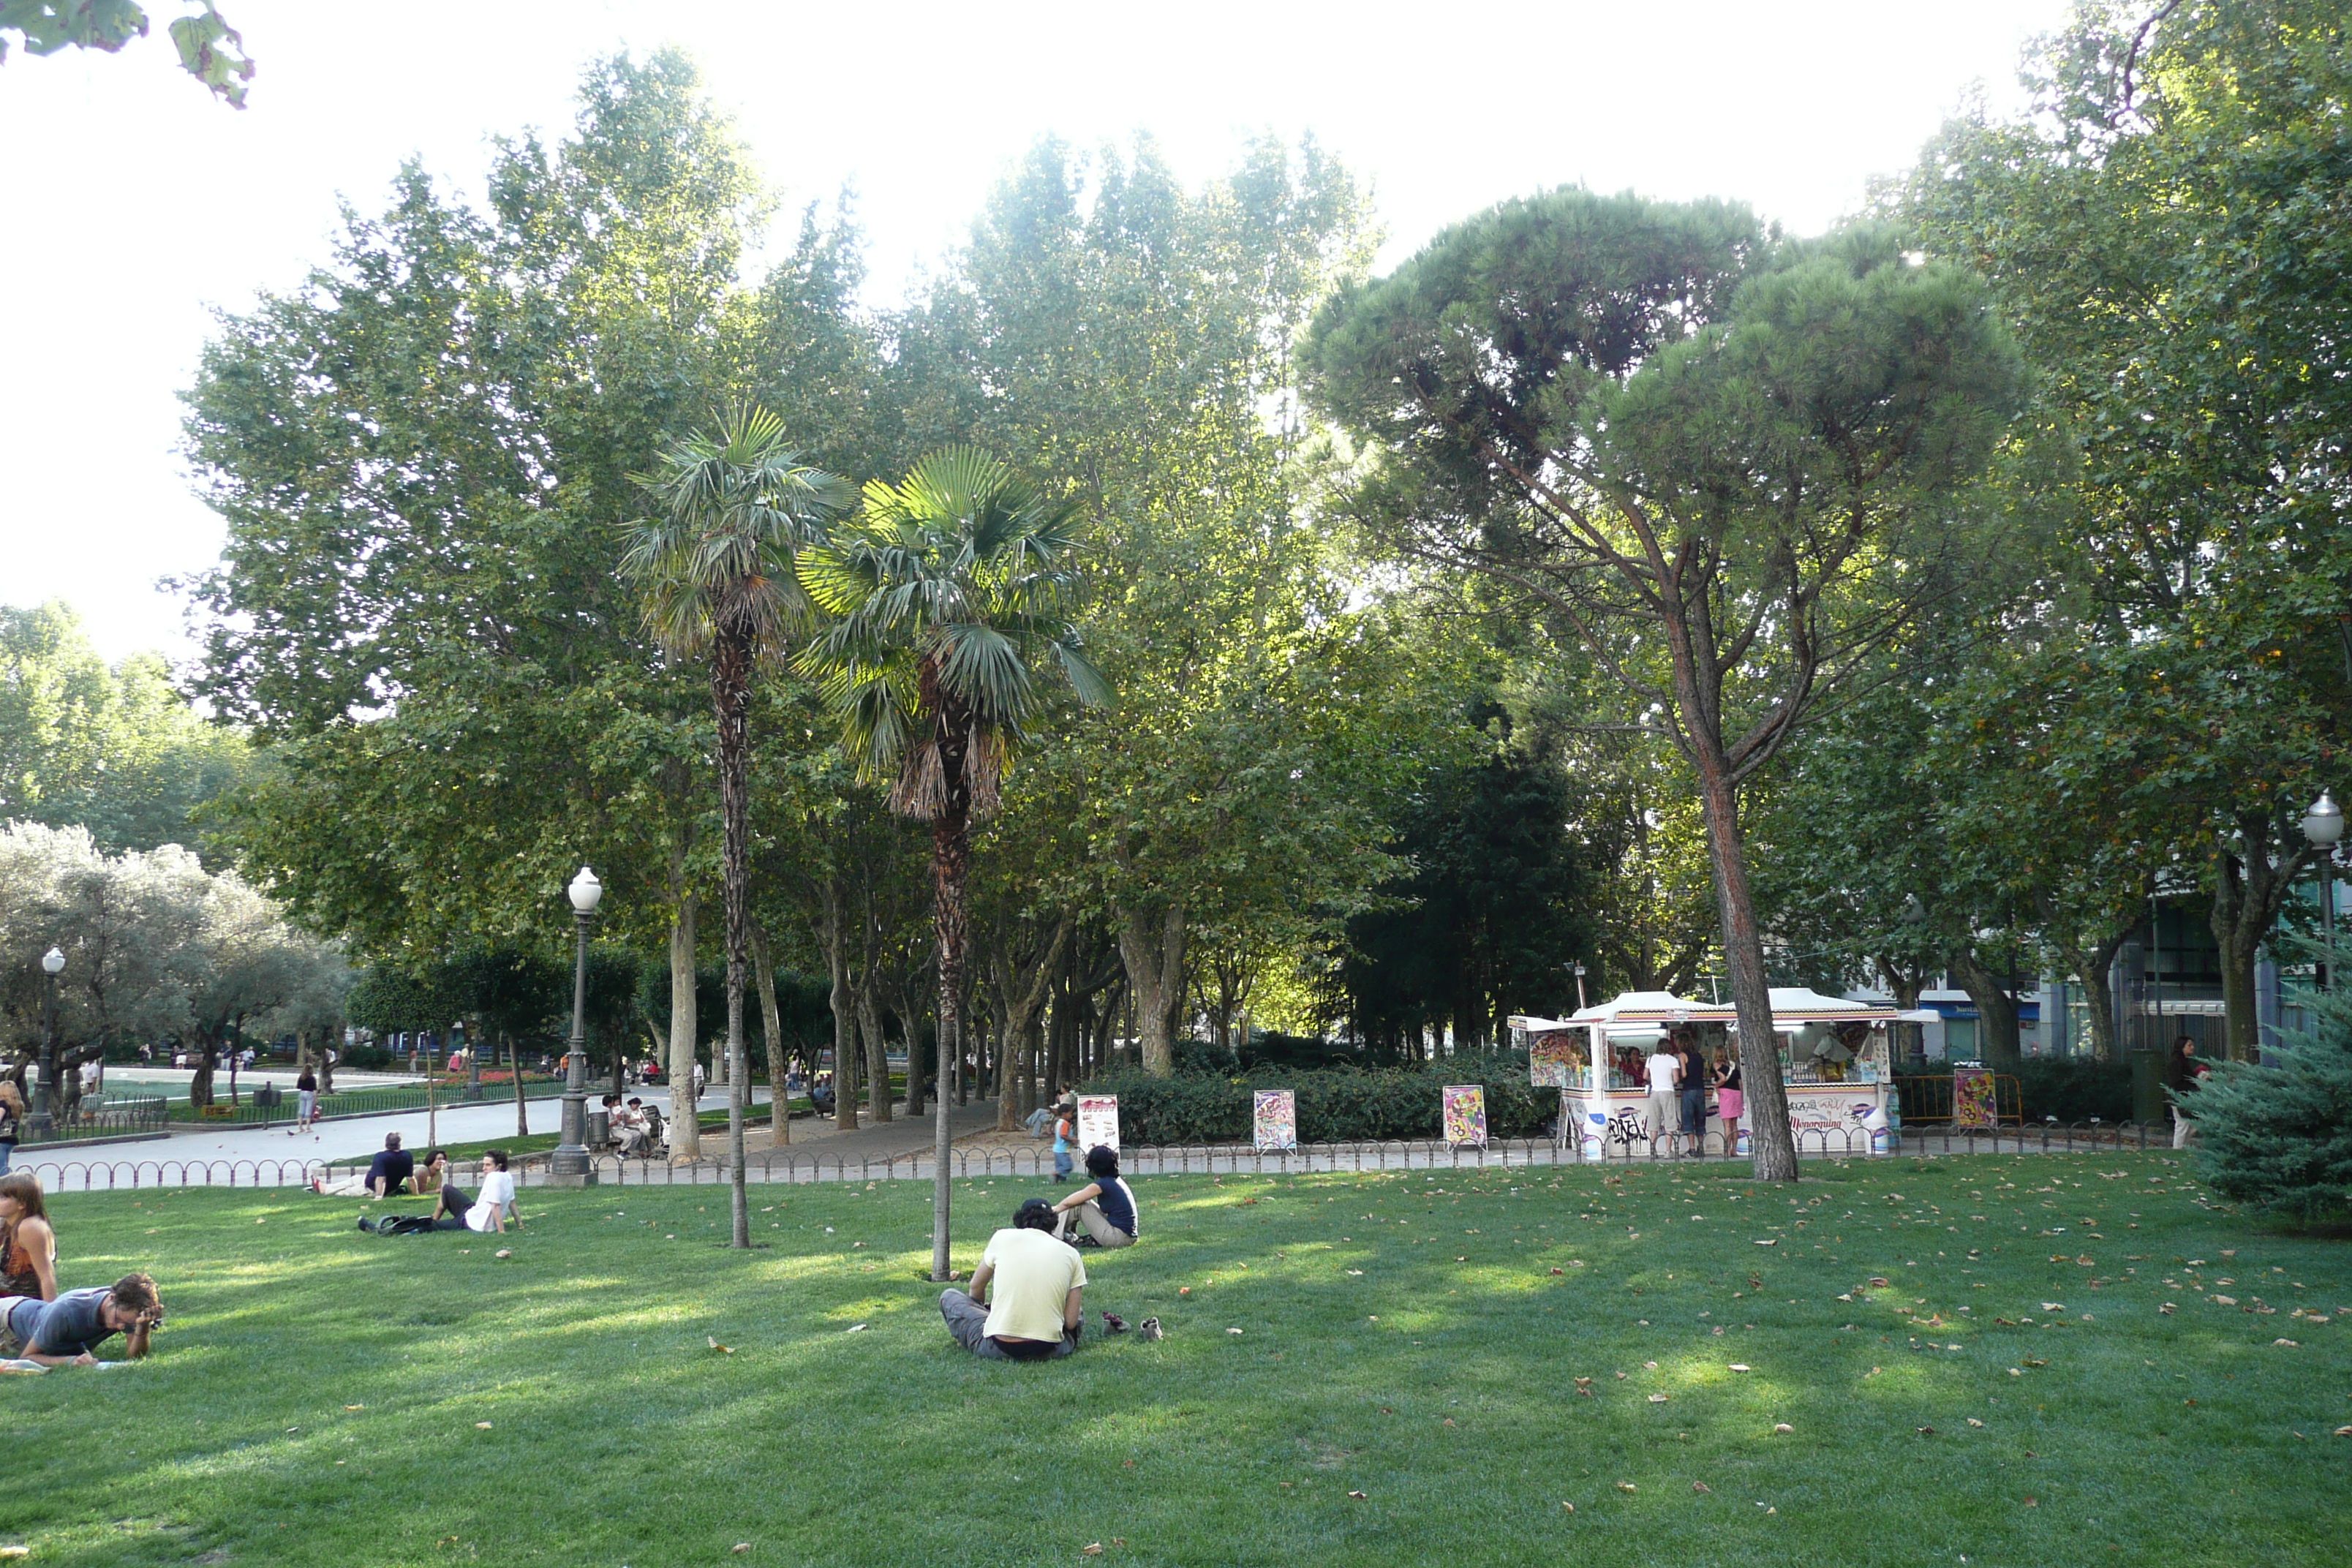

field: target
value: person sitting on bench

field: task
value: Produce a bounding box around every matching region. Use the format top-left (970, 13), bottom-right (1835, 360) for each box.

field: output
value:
top-left (1051, 1146), bottom-right (1139, 1250)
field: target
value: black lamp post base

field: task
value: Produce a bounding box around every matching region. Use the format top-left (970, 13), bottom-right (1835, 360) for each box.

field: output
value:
top-left (543, 1149), bottom-right (597, 1188)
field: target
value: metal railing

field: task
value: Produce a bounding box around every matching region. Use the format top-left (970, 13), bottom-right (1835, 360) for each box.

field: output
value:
top-left (1893, 1073), bottom-right (2024, 1126)
top-left (15, 1095), bottom-right (170, 1145)
top-left (161, 1076), bottom-right (570, 1128)
top-left (20, 1120), bottom-right (2189, 1194)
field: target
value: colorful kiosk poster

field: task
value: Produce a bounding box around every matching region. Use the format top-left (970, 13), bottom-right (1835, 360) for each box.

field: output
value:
top-left (1528, 1030), bottom-right (1581, 1089)
top-left (1441, 1084), bottom-right (1488, 1148)
top-left (1075, 1094), bottom-right (1120, 1153)
top-left (1252, 1090), bottom-right (1297, 1152)
top-left (1953, 1068), bottom-right (1997, 1131)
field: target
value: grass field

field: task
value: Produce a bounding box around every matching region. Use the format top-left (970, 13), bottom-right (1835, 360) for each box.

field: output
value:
top-left (2, 1152), bottom-right (2345, 1567)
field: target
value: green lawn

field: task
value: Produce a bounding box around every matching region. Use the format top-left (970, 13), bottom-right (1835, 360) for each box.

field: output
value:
top-left (3, 1153), bottom-right (2345, 1566)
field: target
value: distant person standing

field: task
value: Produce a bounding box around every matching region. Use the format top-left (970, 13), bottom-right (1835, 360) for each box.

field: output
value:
top-left (1712, 1048), bottom-right (1744, 1156)
top-left (0, 1082), bottom-right (20, 1177)
top-left (293, 1064), bottom-right (319, 1134)
top-left (1051, 1097), bottom-right (1077, 1183)
top-left (2168, 1036), bottom-right (2209, 1148)
top-left (1644, 1041), bottom-right (1682, 1158)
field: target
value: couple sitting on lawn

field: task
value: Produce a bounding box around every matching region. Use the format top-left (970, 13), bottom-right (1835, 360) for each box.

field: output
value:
top-left (939, 1145), bottom-right (1137, 1360)
top-left (358, 1150), bottom-right (519, 1235)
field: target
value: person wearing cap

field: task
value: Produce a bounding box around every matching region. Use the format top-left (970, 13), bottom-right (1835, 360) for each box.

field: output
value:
top-left (938, 1198), bottom-right (1086, 1360)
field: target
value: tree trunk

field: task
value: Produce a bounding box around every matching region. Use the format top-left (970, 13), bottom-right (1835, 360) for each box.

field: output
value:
top-left (1947, 948), bottom-right (2022, 1066)
top-left (2210, 812), bottom-right (2308, 1061)
top-left (189, 1029), bottom-right (218, 1108)
top-left (859, 981), bottom-right (892, 1125)
top-left (822, 875), bottom-right (860, 1132)
top-left (713, 631), bottom-right (753, 1244)
top-left (751, 920), bottom-right (788, 1145)
top-left (1687, 750), bottom-right (1798, 1181)
top-left (666, 883), bottom-right (702, 1159)
top-left (1116, 903), bottom-right (1188, 1077)
top-left (902, 998), bottom-right (927, 1120)
top-left (509, 1031), bottom-right (528, 1138)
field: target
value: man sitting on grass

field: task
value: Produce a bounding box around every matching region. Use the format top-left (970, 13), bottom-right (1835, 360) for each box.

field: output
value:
top-left (1, 1272), bottom-right (162, 1365)
top-left (939, 1199), bottom-right (1084, 1360)
top-left (312, 1132), bottom-right (415, 1199)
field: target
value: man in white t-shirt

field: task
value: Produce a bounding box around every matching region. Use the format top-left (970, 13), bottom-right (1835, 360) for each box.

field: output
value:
top-left (939, 1199), bottom-right (1086, 1360)
top-left (464, 1149), bottom-right (519, 1232)
top-left (1644, 1044), bottom-right (1682, 1158)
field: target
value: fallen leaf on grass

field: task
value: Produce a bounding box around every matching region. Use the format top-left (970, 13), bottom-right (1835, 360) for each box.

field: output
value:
top-left (2024, 1497), bottom-right (2038, 1507)
top-left (1346, 1490), bottom-right (1368, 1500)
top-left (846, 1324), bottom-right (868, 1334)
top-left (475, 1422), bottom-right (492, 1430)
top-left (1772, 1423), bottom-right (1793, 1435)
top-left (2272, 1338), bottom-right (2299, 1347)
top-left (1868, 1277), bottom-right (1890, 1288)
top-left (494, 1248), bottom-right (513, 1259)
top-left (1648, 1394), bottom-right (1670, 1403)
top-left (344, 1404), bottom-right (363, 1411)
top-left (0, 1548), bottom-right (26, 1559)
top-left (1966, 1418), bottom-right (1985, 1428)
top-left (709, 1337), bottom-right (734, 1354)
top-left (1754, 1239), bottom-right (1778, 1247)
top-left (1692, 1481), bottom-right (1713, 1493)
top-left (1616, 1482), bottom-right (1637, 1493)
top-left (2334, 1426), bottom-right (2352, 1438)
top-left (1728, 1362), bottom-right (1751, 1372)
top-left (1917, 1426), bottom-right (1936, 1436)
top-left (1082, 1544), bottom-right (1104, 1556)
top-left (1561, 1501), bottom-right (1575, 1513)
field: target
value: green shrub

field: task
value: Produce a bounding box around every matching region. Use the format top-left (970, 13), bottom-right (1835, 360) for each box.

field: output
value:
top-left (2010, 1058), bottom-right (2133, 1123)
top-left (1074, 1056), bottom-right (1556, 1144)
top-left (2192, 986), bottom-right (2352, 1221)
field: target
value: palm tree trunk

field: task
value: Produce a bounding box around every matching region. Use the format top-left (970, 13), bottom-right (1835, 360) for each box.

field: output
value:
top-left (930, 688), bottom-right (976, 1283)
top-left (714, 631), bottom-right (753, 1248)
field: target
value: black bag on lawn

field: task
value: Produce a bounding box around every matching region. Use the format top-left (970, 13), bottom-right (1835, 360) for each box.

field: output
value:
top-left (371, 1214), bottom-right (439, 1236)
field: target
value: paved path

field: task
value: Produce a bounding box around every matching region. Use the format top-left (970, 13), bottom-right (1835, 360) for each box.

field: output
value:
top-left (20, 1089), bottom-right (1013, 1190)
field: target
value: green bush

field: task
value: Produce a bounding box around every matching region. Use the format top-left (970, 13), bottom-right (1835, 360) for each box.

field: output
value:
top-left (1074, 1057), bottom-right (1556, 1145)
top-left (2010, 1058), bottom-right (2134, 1123)
top-left (2191, 986), bottom-right (2352, 1221)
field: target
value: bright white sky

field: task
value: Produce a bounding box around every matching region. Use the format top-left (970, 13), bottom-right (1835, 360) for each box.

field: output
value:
top-left (0, 0), bottom-right (2074, 668)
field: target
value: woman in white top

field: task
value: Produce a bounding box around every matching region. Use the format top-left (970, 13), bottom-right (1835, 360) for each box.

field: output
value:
top-left (464, 1150), bottom-right (519, 1232)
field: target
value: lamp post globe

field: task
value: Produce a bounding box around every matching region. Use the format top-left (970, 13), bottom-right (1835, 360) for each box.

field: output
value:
top-left (2307, 792), bottom-right (2342, 990)
top-left (30, 946), bottom-right (64, 1139)
top-left (550, 865), bottom-right (602, 1185)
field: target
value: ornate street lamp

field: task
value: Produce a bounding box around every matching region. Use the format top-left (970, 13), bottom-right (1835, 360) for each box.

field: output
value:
top-left (2304, 791), bottom-right (2342, 990)
top-left (549, 866), bottom-right (603, 1186)
top-left (28, 946), bottom-right (64, 1139)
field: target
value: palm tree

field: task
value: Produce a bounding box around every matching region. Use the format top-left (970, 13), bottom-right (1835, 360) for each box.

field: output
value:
top-left (801, 446), bottom-right (1109, 1281)
top-left (621, 405), bottom-right (849, 1248)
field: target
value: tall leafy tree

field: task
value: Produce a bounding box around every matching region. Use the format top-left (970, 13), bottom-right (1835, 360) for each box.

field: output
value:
top-left (1307, 202), bottom-right (2021, 1180)
top-left (1899, 0), bottom-right (2352, 1056)
top-left (801, 446), bottom-right (1109, 1281)
top-left (621, 407), bottom-right (845, 1247)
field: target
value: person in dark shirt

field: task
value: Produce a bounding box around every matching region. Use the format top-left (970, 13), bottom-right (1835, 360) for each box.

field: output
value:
top-left (1, 1272), bottom-right (160, 1365)
top-left (1051, 1146), bottom-right (1139, 1249)
top-left (360, 1150), bottom-right (475, 1235)
top-left (365, 1134), bottom-right (415, 1199)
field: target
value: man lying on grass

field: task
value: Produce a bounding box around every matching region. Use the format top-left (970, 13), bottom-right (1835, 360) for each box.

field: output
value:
top-left (940, 1199), bottom-right (1085, 1360)
top-left (0, 1271), bottom-right (161, 1365)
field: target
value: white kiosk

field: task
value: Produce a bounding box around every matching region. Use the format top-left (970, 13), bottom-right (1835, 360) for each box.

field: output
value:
top-left (1512, 987), bottom-right (1897, 1158)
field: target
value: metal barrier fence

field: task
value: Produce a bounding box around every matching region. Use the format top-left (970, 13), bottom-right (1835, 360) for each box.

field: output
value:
top-left (159, 1076), bottom-right (571, 1128)
top-left (1892, 1073), bottom-right (2025, 1126)
top-left (16, 1095), bottom-right (170, 1145)
top-left (21, 1120), bottom-right (2188, 1194)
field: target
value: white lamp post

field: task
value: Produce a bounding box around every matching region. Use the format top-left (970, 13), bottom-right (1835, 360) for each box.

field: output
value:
top-left (549, 866), bottom-right (603, 1184)
top-left (2304, 791), bottom-right (2342, 990)
top-left (29, 946), bottom-right (64, 1139)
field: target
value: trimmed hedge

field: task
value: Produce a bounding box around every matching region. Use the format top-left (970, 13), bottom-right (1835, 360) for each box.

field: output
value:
top-left (2010, 1058), bottom-right (2133, 1123)
top-left (1073, 1057), bottom-right (1556, 1145)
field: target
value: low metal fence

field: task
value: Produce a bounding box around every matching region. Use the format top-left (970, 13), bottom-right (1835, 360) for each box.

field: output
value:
top-left (19, 1120), bottom-right (2189, 1194)
top-left (1893, 1073), bottom-right (2025, 1126)
top-left (159, 1076), bottom-right (571, 1128)
top-left (15, 1095), bottom-right (170, 1145)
